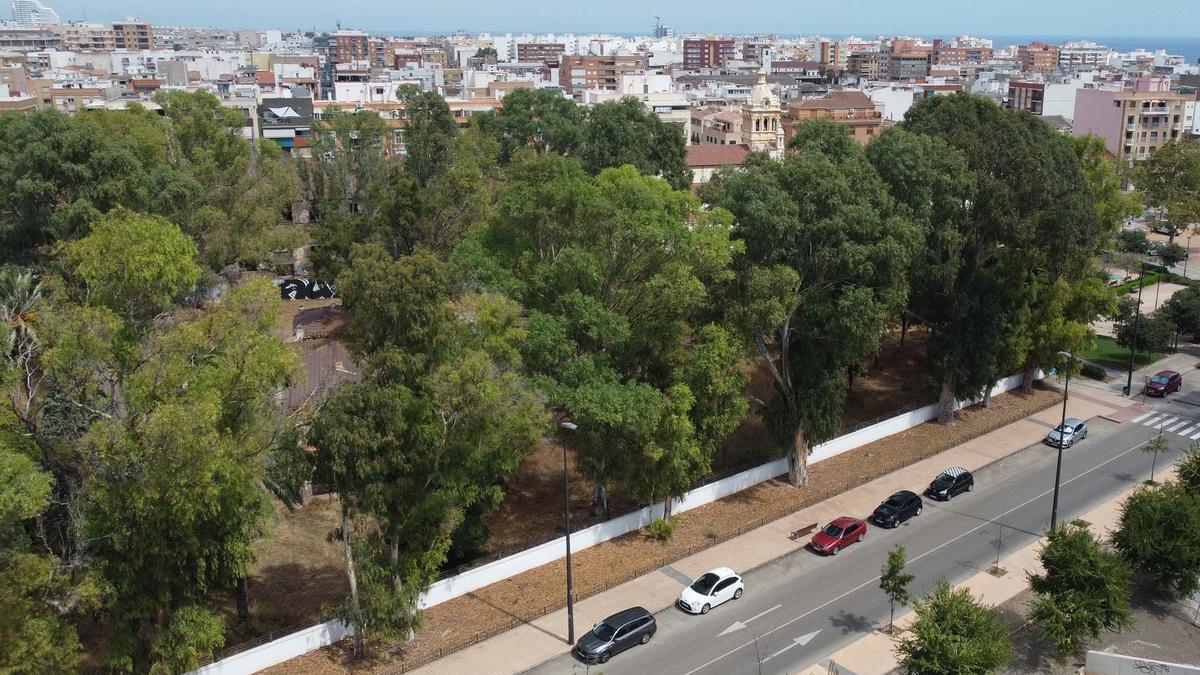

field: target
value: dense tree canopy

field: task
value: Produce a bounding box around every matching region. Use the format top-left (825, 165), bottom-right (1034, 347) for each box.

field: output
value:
top-left (704, 119), bottom-right (918, 484)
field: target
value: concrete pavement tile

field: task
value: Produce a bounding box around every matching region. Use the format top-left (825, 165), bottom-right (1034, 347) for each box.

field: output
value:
top-left (408, 623), bottom-right (567, 675)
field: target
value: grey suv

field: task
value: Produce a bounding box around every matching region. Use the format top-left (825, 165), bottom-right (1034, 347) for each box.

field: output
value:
top-left (573, 606), bottom-right (656, 664)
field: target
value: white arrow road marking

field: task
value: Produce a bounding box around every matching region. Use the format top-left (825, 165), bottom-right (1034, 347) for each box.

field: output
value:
top-left (718, 604), bottom-right (781, 637)
top-left (762, 630), bottom-right (822, 662)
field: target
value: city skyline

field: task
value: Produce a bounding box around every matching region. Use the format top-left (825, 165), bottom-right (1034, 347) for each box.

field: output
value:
top-left (33, 0), bottom-right (1200, 38)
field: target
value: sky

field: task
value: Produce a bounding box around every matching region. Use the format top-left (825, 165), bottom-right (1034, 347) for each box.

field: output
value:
top-left (43, 0), bottom-right (1200, 38)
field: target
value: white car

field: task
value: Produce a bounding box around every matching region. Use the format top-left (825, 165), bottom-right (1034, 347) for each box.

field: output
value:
top-left (677, 567), bottom-right (744, 615)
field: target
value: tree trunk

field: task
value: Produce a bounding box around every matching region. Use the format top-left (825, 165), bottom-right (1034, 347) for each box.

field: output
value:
top-left (389, 537), bottom-right (416, 642)
top-left (787, 427), bottom-right (810, 487)
top-left (234, 577), bottom-right (250, 622)
top-left (847, 365), bottom-right (856, 393)
top-left (982, 382), bottom-right (993, 408)
top-left (1021, 364), bottom-right (1038, 392)
top-left (342, 507), bottom-right (365, 657)
top-left (591, 482), bottom-right (608, 519)
top-left (937, 376), bottom-right (956, 426)
top-left (889, 598), bottom-right (895, 635)
top-left (900, 315), bottom-right (910, 347)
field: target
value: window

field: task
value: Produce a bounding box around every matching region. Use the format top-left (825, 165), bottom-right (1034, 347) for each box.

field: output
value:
top-left (714, 578), bottom-right (735, 593)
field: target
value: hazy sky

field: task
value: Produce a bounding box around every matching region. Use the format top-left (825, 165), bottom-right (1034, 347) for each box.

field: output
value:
top-left (44, 0), bottom-right (1200, 37)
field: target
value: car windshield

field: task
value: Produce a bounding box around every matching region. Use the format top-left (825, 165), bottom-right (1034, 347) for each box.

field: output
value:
top-left (883, 498), bottom-right (902, 509)
top-left (1152, 375), bottom-right (1170, 384)
top-left (689, 573), bottom-right (720, 594)
top-left (592, 622), bottom-right (616, 641)
top-left (1053, 424), bottom-right (1069, 433)
top-left (933, 475), bottom-right (954, 487)
top-left (822, 524), bottom-right (844, 537)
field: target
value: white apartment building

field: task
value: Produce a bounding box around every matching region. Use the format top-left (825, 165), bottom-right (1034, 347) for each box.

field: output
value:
top-left (1059, 41), bottom-right (1110, 69)
top-left (11, 0), bottom-right (58, 27)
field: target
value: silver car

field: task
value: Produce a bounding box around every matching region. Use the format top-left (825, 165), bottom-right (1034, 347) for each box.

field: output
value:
top-left (1046, 418), bottom-right (1088, 448)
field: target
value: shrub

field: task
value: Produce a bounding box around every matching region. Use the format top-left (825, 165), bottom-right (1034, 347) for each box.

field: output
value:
top-left (648, 516), bottom-right (677, 541)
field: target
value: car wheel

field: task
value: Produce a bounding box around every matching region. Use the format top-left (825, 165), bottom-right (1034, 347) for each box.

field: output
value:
top-left (640, 632), bottom-right (651, 645)
top-left (701, 603), bottom-right (711, 615)
top-left (599, 651), bottom-right (611, 664)
top-left (733, 588), bottom-right (743, 600)
top-left (916, 507), bottom-right (922, 516)
top-left (831, 546), bottom-right (840, 555)
top-left (967, 483), bottom-right (973, 492)
top-left (858, 533), bottom-right (865, 543)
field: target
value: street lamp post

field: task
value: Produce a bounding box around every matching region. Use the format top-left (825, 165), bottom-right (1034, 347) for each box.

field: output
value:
top-left (1124, 264), bottom-right (1146, 396)
top-left (558, 421), bottom-right (578, 645)
top-left (1050, 351), bottom-right (1075, 532)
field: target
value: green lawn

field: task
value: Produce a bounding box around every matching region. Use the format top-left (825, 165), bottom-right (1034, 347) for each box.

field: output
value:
top-left (1083, 335), bottom-right (1163, 372)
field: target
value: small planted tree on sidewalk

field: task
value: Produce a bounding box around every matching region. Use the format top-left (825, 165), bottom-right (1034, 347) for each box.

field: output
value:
top-left (1113, 482), bottom-right (1200, 599)
top-left (1028, 524), bottom-right (1133, 655)
top-left (1143, 429), bottom-right (1172, 484)
top-left (895, 578), bottom-right (1013, 675)
top-left (880, 545), bottom-right (915, 634)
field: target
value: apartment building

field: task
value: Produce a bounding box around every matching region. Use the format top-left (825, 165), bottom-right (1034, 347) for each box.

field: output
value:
top-left (54, 22), bottom-right (114, 51)
top-left (11, 0), bottom-right (59, 27)
top-left (684, 37), bottom-right (735, 69)
top-left (330, 29), bottom-right (370, 64)
top-left (1059, 40), bottom-right (1109, 69)
top-left (932, 40), bottom-right (993, 65)
top-left (516, 42), bottom-right (564, 63)
top-left (1073, 78), bottom-right (1190, 163)
top-left (783, 90), bottom-right (883, 145)
top-left (1018, 42), bottom-right (1060, 75)
top-left (0, 26), bottom-right (59, 51)
top-left (690, 107), bottom-right (743, 145)
top-left (847, 51), bottom-right (882, 79)
top-left (112, 20), bottom-right (152, 50)
top-left (558, 54), bottom-right (646, 94)
top-left (1008, 81), bottom-right (1045, 114)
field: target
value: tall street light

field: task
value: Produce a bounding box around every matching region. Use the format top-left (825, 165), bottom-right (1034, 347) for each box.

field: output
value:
top-left (558, 420), bottom-right (578, 645)
top-left (1124, 264), bottom-right (1146, 396)
top-left (1050, 350), bottom-right (1075, 531)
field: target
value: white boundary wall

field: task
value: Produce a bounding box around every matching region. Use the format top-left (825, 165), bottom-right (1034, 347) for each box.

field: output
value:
top-left (418, 371), bottom-right (1030, 608)
top-left (191, 620), bottom-right (351, 675)
top-left (189, 372), bottom-right (1034, 675)
top-left (1086, 650), bottom-right (1200, 675)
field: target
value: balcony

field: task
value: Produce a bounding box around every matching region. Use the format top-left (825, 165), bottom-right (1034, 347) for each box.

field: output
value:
top-left (1142, 107), bottom-right (1170, 115)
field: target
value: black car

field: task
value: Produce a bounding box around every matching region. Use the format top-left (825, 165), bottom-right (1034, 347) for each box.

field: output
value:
top-left (926, 467), bottom-right (973, 501)
top-left (574, 606), bottom-right (656, 664)
top-left (872, 490), bottom-right (923, 527)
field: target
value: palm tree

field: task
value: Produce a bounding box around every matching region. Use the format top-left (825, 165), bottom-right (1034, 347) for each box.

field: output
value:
top-left (0, 268), bottom-right (43, 356)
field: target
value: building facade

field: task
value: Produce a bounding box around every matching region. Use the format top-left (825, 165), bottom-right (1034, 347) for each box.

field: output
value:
top-left (112, 20), bottom-right (152, 50)
top-left (1073, 79), bottom-right (1190, 163)
top-left (1008, 81), bottom-right (1045, 114)
top-left (1018, 42), bottom-right (1060, 75)
top-left (684, 37), bottom-right (735, 70)
top-left (516, 42), bottom-right (564, 63)
top-left (741, 70), bottom-right (783, 157)
top-left (784, 90), bottom-right (883, 145)
top-left (558, 54), bottom-right (647, 94)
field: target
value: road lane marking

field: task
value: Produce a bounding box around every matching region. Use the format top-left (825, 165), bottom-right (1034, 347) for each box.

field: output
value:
top-left (1180, 426), bottom-right (1196, 436)
top-left (1142, 414), bottom-right (1166, 427)
top-left (1131, 412), bottom-right (1153, 423)
top-left (718, 604), bottom-right (781, 637)
top-left (1168, 421), bottom-right (1190, 432)
top-left (1156, 416), bottom-right (1179, 428)
top-left (761, 630), bottom-right (822, 663)
top-left (1191, 429), bottom-right (1200, 440)
top-left (684, 438), bottom-right (1151, 675)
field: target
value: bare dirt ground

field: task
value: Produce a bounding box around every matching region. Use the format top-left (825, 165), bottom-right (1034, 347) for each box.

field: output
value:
top-left (266, 385), bottom-right (1059, 674)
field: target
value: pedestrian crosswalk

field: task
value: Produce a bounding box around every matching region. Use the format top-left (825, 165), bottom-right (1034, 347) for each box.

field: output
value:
top-left (1131, 412), bottom-right (1200, 440)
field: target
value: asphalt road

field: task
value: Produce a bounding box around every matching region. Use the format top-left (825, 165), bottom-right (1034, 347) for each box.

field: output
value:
top-left (525, 392), bottom-right (1198, 675)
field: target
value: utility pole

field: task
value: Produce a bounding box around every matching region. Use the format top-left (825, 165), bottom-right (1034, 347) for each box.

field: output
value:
top-left (1125, 264), bottom-right (1146, 396)
top-left (1051, 351), bottom-right (1074, 531)
top-left (559, 421), bottom-right (578, 645)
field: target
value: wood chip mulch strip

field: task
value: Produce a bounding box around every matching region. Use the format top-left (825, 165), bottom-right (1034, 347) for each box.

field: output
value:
top-left (265, 386), bottom-right (1061, 674)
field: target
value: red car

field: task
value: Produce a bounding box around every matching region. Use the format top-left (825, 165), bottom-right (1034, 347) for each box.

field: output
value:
top-left (809, 517), bottom-right (868, 555)
top-left (1145, 370), bottom-right (1182, 397)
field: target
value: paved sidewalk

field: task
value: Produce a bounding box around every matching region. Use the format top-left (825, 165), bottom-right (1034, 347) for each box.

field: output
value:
top-left (410, 387), bottom-right (1135, 675)
top-left (799, 467), bottom-right (1177, 675)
